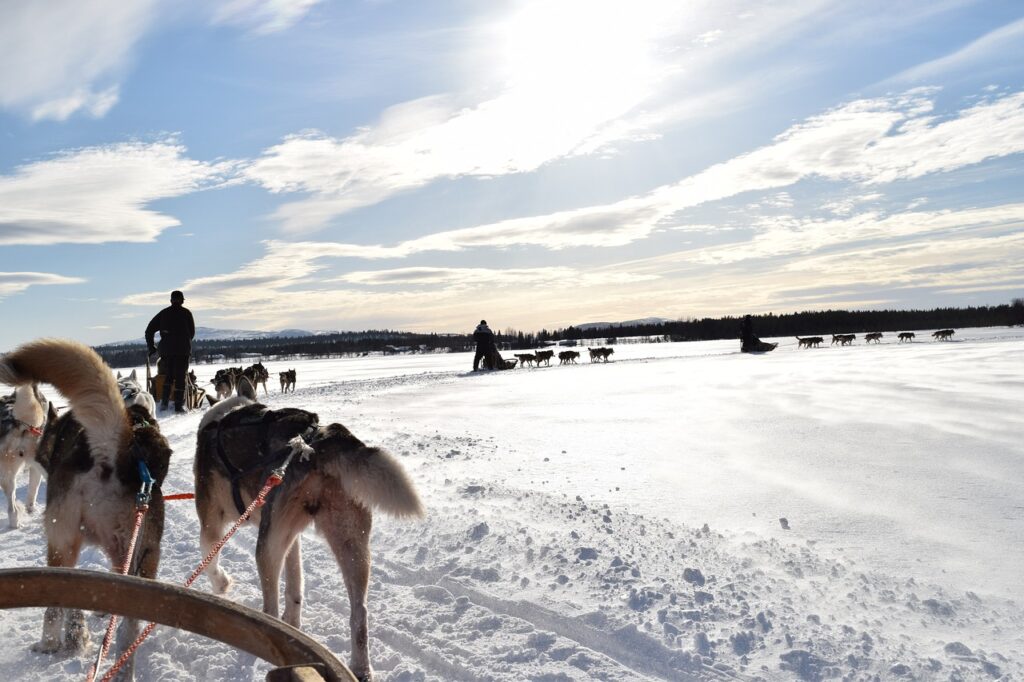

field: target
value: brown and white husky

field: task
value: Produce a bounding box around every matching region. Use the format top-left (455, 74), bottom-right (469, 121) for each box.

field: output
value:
top-left (0, 339), bottom-right (171, 679)
top-left (195, 378), bottom-right (423, 681)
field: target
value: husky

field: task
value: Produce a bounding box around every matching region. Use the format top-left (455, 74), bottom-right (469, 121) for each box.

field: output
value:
top-left (243, 362), bottom-right (270, 395)
top-left (279, 369), bottom-right (296, 393)
top-left (898, 332), bottom-right (915, 343)
top-left (587, 347), bottom-right (614, 362)
top-left (195, 379), bottom-right (422, 681)
top-left (558, 350), bottom-right (580, 365)
top-left (514, 353), bottom-right (536, 368)
top-left (864, 332), bottom-right (883, 344)
top-left (0, 339), bottom-right (171, 677)
top-left (932, 329), bottom-right (955, 341)
top-left (0, 385), bottom-right (51, 528)
top-left (796, 336), bottom-right (824, 349)
top-left (534, 350), bottom-right (555, 367)
top-left (211, 367), bottom-right (242, 399)
top-left (116, 369), bottom-right (157, 415)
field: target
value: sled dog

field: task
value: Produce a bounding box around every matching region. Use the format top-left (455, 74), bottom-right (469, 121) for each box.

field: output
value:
top-left (932, 329), bottom-right (955, 341)
top-left (514, 353), bottom-right (536, 368)
top-left (279, 369), bottom-right (296, 393)
top-left (830, 333), bottom-right (855, 346)
top-left (0, 385), bottom-right (51, 528)
top-left (534, 350), bottom-right (555, 367)
top-left (898, 332), bottom-right (915, 343)
top-left (194, 378), bottom-right (423, 681)
top-left (588, 347), bottom-right (614, 362)
top-left (211, 367), bottom-right (242, 399)
top-left (117, 369), bottom-right (157, 415)
top-left (864, 332), bottom-right (883, 344)
top-left (796, 336), bottom-right (824, 349)
top-left (243, 362), bottom-right (270, 395)
top-left (558, 350), bottom-right (580, 365)
top-left (0, 339), bottom-right (171, 675)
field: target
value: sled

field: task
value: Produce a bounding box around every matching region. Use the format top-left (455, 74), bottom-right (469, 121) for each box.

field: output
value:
top-left (741, 340), bottom-right (778, 353)
top-left (0, 567), bottom-right (357, 681)
top-left (147, 356), bottom-right (207, 410)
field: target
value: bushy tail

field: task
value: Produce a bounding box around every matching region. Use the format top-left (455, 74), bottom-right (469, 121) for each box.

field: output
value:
top-left (323, 446), bottom-right (424, 518)
top-left (0, 338), bottom-right (127, 464)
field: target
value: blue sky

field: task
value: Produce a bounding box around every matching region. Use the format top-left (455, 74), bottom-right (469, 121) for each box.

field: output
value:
top-left (1, 0), bottom-right (1023, 348)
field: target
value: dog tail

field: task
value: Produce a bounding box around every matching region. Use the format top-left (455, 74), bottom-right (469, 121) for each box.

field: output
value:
top-left (322, 445), bottom-right (424, 519)
top-left (0, 338), bottom-right (128, 463)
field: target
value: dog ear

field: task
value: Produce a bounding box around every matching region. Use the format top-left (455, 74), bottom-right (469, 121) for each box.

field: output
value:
top-left (117, 371), bottom-right (122, 379)
top-left (237, 376), bottom-right (257, 400)
top-left (47, 402), bottom-right (59, 424)
top-left (205, 394), bottom-right (219, 407)
top-left (130, 369), bottom-right (138, 380)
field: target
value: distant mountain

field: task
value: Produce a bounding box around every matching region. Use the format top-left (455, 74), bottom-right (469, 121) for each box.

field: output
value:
top-left (575, 317), bottom-right (670, 331)
top-left (102, 326), bottom-right (332, 346)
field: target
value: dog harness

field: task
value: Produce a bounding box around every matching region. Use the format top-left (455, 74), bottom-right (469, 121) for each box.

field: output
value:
top-left (206, 407), bottom-right (320, 515)
top-left (0, 397), bottom-right (44, 438)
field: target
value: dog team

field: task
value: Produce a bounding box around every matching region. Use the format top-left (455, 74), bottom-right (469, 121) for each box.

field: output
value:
top-left (0, 294), bottom-right (423, 681)
top-left (795, 329), bottom-right (954, 348)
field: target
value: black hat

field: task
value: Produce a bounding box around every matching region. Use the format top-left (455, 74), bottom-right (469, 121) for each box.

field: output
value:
top-left (480, 319), bottom-right (487, 325)
top-left (171, 290), bottom-right (185, 302)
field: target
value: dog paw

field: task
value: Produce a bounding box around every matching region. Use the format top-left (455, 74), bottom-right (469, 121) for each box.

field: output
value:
top-left (30, 638), bottom-right (62, 654)
top-left (210, 571), bottom-right (233, 594)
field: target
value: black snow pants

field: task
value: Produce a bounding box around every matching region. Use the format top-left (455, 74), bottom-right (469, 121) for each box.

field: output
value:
top-left (161, 354), bottom-right (189, 410)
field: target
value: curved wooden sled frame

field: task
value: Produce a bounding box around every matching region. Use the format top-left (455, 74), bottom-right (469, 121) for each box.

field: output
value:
top-left (0, 568), bottom-right (356, 682)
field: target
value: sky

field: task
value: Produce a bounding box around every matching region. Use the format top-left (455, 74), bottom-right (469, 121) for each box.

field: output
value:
top-left (1, 0), bottom-right (1023, 348)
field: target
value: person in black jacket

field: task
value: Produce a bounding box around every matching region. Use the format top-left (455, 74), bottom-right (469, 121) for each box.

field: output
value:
top-left (145, 290), bottom-right (196, 412)
top-left (472, 320), bottom-right (495, 371)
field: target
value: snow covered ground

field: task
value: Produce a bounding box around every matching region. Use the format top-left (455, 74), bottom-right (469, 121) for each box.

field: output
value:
top-left (2, 327), bottom-right (1022, 681)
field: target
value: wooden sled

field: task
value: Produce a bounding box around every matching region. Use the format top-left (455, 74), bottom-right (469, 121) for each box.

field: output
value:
top-left (0, 567), bottom-right (357, 681)
top-left (147, 359), bottom-right (207, 410)
top-left (741, 340), bottom-right (778, 353)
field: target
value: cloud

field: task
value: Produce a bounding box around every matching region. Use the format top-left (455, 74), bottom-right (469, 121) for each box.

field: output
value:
top-left (212, 0), bottom-right (324, 34)
top-left (0, 272), bottom-right (85, 299)
top-left (244, 1), bottom-right (841, 233)
top-left (686, 203), bottom-right (1024, 265)
top-left (265, 89), bottom-right (1024, 257)
top-left (0, 139), bottom-right (238, 246)
top-left (0, 0), bottom-right (156, 120)
top-left (887, 16), bottom-right (1024, 84)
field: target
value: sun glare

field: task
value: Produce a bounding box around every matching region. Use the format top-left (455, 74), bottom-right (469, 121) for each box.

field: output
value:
top-left (497, 1), bottom-right (669, 123)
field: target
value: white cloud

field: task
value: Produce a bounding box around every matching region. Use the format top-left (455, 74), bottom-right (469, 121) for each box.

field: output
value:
top-left (245, 1), bottom-right (844, 232)
top-left (887, 16), bottom-right (1024, 84)
top-left (0, 0), bottom-right (156, 120)
top-left (212, 0), bottom-right (323, 34)
top-left (0, 139), bottom-right (237, 246)
top-left (263, 89), bottom-right (1024, 258)
top-left (0, 272), bottom-right (85, 299)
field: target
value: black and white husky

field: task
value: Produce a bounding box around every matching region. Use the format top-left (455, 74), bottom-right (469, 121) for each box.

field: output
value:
top-left (116, 369), bottom-right (157, 415)
top-left (196, 379), bottom-right (423, 681)
top-left (0, 384), bottom-right (52, 528)
top-left (1, 339), bottom-right (171, 678)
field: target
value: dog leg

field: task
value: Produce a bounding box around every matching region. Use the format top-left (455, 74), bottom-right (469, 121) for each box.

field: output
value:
top-left (33, 539), bottom-right (84, 653)
top-left (282, 536), bottom-right (304, 628)
top-left (256, 500), bottom-right (307, 622)
top-left (320, 506), bottom-right (373, 681)
top-left (198, 515), bottom-right (233, 593)
top-left (26, 461), bottom-right (43, 514)
top-left (1, 459), bottom-right (21, 529)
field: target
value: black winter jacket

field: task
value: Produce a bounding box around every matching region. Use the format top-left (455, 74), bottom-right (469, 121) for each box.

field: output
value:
top-left (145, 304), bottom-right (196, 356)
top-left (473, 324), bottom-right (494, 350)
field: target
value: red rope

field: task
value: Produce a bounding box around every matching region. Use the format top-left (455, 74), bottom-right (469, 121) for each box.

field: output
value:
top-left (162, 492), bottom-right (195, 501)
top-left (97, 473), bottom-right (284, 682)
top-left (85, 506), bottom-right (148, 682)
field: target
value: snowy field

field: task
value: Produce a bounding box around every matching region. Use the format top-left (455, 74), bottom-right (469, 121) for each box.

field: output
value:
top-left (2, 327), bottom-right (1023, 681)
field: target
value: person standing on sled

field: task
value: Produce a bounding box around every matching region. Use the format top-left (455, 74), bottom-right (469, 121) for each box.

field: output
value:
top-left (472, 320), bottom-right (496, 371)
top-left (145, 290), bottom-right (195, 413)
top-left (739, 314), bottom-right (777, 353)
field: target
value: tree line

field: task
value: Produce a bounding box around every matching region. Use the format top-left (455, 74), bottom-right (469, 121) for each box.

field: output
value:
top-left (94, 300), bottom-right (1024, 368)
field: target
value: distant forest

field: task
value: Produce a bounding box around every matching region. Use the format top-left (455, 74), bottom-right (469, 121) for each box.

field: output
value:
top-left (95, 300), bottom-right (1024, 368)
